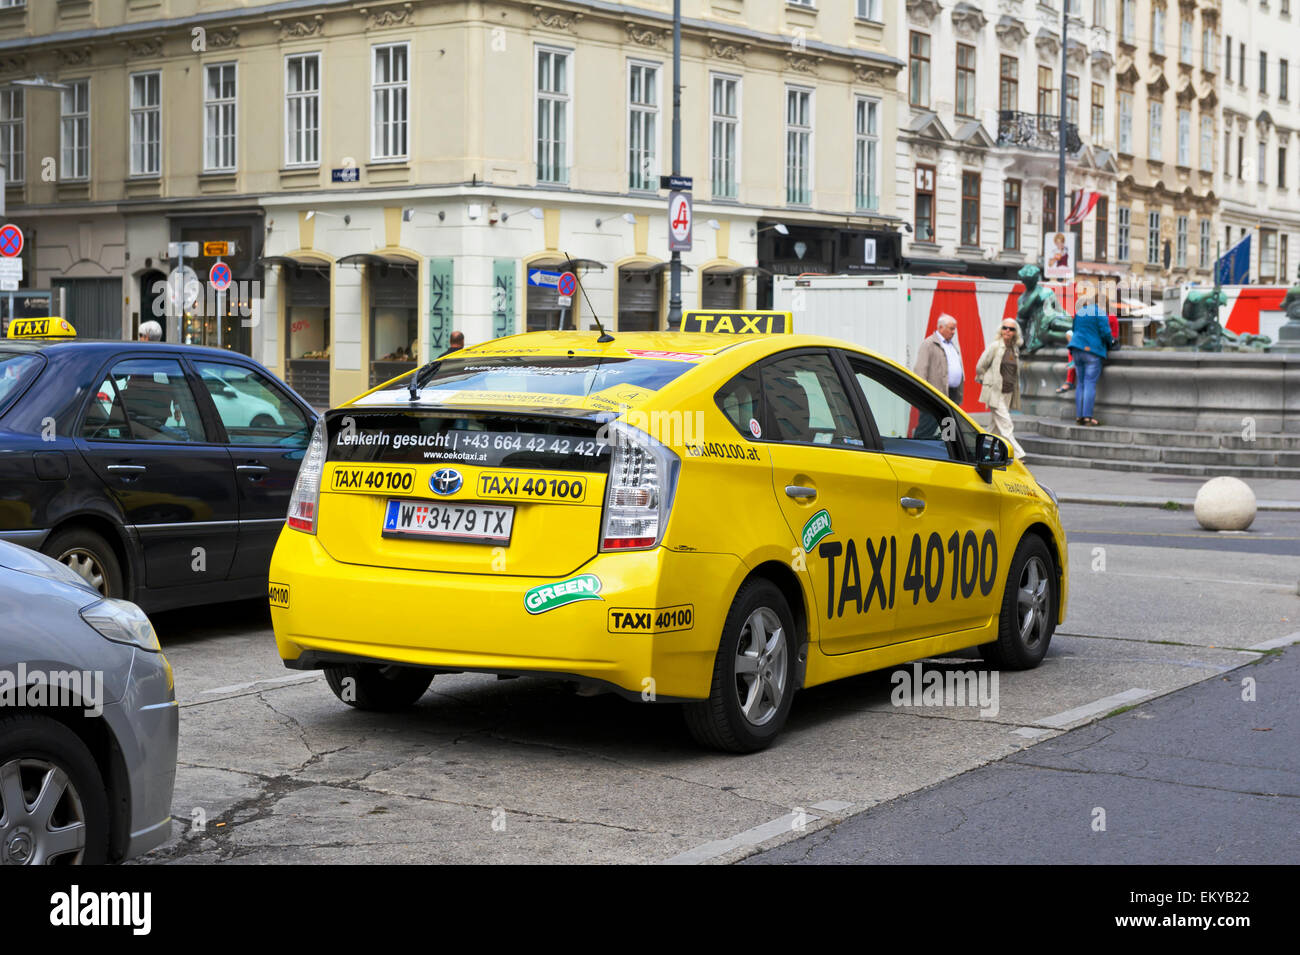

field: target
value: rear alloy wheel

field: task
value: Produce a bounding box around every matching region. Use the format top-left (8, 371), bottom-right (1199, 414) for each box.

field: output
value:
top-left (980, 535), bottom-right (1057, 669)
top-left (0, 716), bottom-right (109, 865)
top-left (41, 528), bottom-right (124, 600)
top-left (684, 579), bottom-right (797, 753)
top-left (324, 663), bottom-right (434, 712)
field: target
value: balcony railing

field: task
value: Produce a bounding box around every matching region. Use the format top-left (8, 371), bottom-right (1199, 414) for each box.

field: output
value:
top-left (996, 110), bottom-right (1083, 154)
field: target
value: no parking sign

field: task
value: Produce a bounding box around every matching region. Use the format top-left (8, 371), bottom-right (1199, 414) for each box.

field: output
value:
top-left (209, 261), bottom-right (232, 292)
top-left (556, 270), bottom-right (576, 307)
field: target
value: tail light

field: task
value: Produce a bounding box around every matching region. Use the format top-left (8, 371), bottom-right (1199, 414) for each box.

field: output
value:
top-left (287, 418), bottom-right (327, 534)
top-left (600, 422), bottom-right (680, 551)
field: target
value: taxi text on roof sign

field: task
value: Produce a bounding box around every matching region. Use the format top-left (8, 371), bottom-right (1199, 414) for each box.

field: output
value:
top-left (7, 317), bottom-right (76, 339)
top-left (680, 310), bottom-right (793, 334)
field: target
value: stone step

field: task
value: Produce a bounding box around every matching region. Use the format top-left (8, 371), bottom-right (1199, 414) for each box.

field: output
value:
top-left (1020, 416), bottom-right (1300, 451)
top-left (1018, 432), bottom-right (1300, 472)
top-left (1018, 451), bottom-right (1300, 480)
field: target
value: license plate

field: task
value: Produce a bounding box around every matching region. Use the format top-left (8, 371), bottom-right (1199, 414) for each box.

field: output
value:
top-left (382, 499), bottom-right (514, 544)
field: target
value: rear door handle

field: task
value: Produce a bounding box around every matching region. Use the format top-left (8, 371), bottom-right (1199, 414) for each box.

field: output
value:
top-left (237, 464), bottom-right (270, 480)
top-left (107, 464), bottom-right (146, 482)
top-left (785, 485), bottom-right (817, 499)
top-left (900, 496), bottom-right (926, 511)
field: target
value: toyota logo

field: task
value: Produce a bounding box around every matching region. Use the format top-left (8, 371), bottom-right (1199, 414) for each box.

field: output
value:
top-left (430, 468), bottom-right (463, 495)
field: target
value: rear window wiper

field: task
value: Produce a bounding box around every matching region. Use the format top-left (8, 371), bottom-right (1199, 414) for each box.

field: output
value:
top-left (407, 360), bottom-right (442, 401)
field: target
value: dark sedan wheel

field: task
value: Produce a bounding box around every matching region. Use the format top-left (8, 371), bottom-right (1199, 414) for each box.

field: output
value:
top-left (41, 528), bottom-right (124, 600)
top-left (0, 716), bottom-right (109, 865)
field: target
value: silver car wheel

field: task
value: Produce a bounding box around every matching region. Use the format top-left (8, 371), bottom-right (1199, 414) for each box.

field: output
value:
top-left (57, 549), bottom-right (107, 595)
top-left (1017, 555), bottom-right (1051, 650)
top-left (733, 607), bottom-right (788, 727)
top-left (0, 758), bottom-right (88, 865)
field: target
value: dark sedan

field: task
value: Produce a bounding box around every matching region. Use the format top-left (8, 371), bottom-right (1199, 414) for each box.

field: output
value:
top-left (0, 337), bottom-right (316, 612)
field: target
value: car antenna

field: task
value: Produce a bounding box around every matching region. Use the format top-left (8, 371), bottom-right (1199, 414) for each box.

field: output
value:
top-left (563, 251), bottom-right (614, 343)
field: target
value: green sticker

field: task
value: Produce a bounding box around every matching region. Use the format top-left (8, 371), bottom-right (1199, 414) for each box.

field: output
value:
top-left (801, 509), bottom-right (833, 551)
top-left (524, 574), bottom-right (603, 614)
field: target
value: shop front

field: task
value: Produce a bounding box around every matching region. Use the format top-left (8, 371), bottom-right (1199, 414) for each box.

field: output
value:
top-left (524, 257), bottom-right (603, 331)
top-left (339, 253), bottom-right (419, 389)
top-left (173, 215), bottom-right (262, 354)
top-left (258, 254), bottom-right (332, 409)
top-left (756, 223), bottom-right (903, 307)
top-left (700, 265), bottom-right (767, 309)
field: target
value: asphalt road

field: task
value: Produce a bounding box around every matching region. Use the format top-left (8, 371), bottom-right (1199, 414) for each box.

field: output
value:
top-left (138, 503), bottom-right (1299, 864)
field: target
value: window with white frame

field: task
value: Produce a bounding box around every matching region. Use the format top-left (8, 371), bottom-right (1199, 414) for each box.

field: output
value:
top-left (1093, 0), bottom-right (1106, 25)
top-left (1176, 215), bottom-right (1187, 267)
top-left (1202, 27), bottom-right (1215, 71)
top-left (1259, 141), bottom-right (1267, 184)
top-left (785, 86), bottom-right (812, 205)
top-left (1121, 0), bottom-right (1136, 43)
top-left (1148, 100), bottom-right (1163, 160)
top-left (1177, 107), bottom-right (1190, 166)
top-left (627, 61), bottom-right (658, 192)
top-left (129, 71), bottom-right (161, 177)
top-left (854, 96), bottom-right (878, 211)
top-left (856, 0), bottom-right (880, 18)
top-left (286, 53), bottom-right (321, 167)
top-left (1118, 90), bottom-right (1133, 152)
top-left (0, 88), bottom-right (23, 184)
top-left (1147, 209), bottom-right (1161, 265)
top-left (710, 74), bottom-right (739, 200)
top-left (203, 63), bottom-right (237, 172)
top-left (536, 46), bottom-right (570, 185)
top-left (60, 78), bottom-right (90, 180)
top-left (1200, 115), bottom-right (1213, 172)
top-left (1152, 6), bottom-right (1165, 54)
top-left (1118, 206), bottom-right (1131, 261)
top-left (1179, 17), bottom-right (1193, 64)
top-left (372, 43), bottom-right (408, 161)
top-left (1199, 218), bottom-right (1211, 268)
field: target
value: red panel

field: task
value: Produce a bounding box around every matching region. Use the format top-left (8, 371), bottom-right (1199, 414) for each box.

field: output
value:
top-left (1225, 288), bottom-right (1285, 335)
top-left (924, 279), bottom-right (986, 412)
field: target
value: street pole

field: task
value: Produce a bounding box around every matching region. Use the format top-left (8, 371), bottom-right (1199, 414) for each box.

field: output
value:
top-left (1058, 7), bottom-right (1068, 235)
top-left (668, 0), bottom-right (682, 328)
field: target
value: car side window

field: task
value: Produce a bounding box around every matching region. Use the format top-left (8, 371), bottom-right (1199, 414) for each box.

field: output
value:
top-left (83, 358), bottom-right (206, 443)
top-left (848, 358), bottom-right (962, 462)
top-left (714, 366), bottom-right (763, 438)
top-left (761, 352), bottom-right (864, 448)
top-left (192, 359), bottom-right (310, 447)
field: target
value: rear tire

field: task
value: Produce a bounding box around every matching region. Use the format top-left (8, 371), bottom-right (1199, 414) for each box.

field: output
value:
top-left (684, 579), bottom-right (797, 753)
top-left (324, 664), bottom-right (433, 711)
top-left (0, 715), bottom-right (109, 865)
top-left (41, 527), bottom-right (124, 600)
top-left (979, 535), bottom-right (1057, 669)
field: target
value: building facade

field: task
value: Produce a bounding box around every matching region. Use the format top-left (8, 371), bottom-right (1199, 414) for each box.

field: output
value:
top-left (0, 0), bottom-right (901, 406)
top-left (1218, 0), bottom-right (1300, 284)
top-left (1113, 0), bottom-right (1221, 286)
top-left (893, 0), bottom-right (1119, 280)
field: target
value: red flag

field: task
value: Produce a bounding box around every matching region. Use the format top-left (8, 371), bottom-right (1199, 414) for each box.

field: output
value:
top-left (1065, 189), bottom-right (1100, 226)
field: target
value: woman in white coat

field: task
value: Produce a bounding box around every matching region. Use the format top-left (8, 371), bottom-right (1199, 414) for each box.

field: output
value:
top-left (975, 319), bottom-right (1026, 459)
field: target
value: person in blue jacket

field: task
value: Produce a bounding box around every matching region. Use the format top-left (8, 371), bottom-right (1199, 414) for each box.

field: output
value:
top-left (1069, 281), bottom-right (1118, 426)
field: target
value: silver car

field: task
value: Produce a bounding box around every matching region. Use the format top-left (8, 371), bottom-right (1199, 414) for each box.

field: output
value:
top-left (0, 540), bottom-right (177, 864)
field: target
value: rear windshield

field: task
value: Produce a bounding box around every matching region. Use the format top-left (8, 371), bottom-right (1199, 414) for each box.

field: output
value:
top-left (0, 352), bottom-right (43, 414)
top-left (363, 354), bottom-right (693, 402)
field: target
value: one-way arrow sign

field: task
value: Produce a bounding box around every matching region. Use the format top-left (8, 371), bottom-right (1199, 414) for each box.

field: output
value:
top-left (528, 269), bottom-right (562, 287)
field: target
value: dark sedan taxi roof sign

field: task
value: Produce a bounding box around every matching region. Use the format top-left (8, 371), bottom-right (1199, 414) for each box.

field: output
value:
top-left (681, 310), bottom-right (792, 334)
top-left (7, 317), bottom-right (77, 339)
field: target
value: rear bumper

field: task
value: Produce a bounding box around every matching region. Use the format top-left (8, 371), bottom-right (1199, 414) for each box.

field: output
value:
top-left (269, 529), bottom-right (745, 700)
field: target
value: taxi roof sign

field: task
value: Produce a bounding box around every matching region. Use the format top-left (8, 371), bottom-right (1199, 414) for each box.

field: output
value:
top-left (6, 317), bottom-right (76, 339)
top-left (680, 310), bottom-right (793, 335)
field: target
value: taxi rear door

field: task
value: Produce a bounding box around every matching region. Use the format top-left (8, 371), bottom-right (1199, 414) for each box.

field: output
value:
top-left (754, 350), bottom-right (900, 655)
top-left (839, 351), bottom-right (1002, 644)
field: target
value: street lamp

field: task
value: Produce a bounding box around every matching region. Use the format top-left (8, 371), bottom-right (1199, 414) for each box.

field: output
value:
top-left (500, 207), bottom-right (545, 223)
top-left (402, 208), bottom-right (444, 223)
top-left (595, 212), bottom-right (639, 228)
top-left (750, 223), bottom-right (790, 238)
top-left (305, 210), bottom-right (351, 225)
top-left (10, 76), bottom-right (70, 91)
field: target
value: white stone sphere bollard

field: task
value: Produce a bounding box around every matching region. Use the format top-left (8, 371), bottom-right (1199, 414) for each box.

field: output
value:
top-left (1193, 477), bottom-right (1257, 531)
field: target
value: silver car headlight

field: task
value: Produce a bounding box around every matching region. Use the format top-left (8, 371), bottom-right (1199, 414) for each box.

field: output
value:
top-left (80, 598), bottom-right (162, 652)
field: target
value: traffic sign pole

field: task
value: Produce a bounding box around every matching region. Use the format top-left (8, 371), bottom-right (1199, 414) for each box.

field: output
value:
top-left (669, 0), bottom-right (682, 329)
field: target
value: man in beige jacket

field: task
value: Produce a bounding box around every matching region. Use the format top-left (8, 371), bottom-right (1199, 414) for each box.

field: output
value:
top-left (913, 314), bottom-right (964, 404)
top-left (975, 319), bottom-right (1026, 458)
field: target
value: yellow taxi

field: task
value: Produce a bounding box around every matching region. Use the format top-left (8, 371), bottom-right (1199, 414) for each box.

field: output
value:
top-left (269, 313), bottom-right (1067, 752)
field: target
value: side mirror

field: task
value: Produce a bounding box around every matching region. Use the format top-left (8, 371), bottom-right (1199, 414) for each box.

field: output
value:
top-left (975, 432), bottom-right (1010, 480)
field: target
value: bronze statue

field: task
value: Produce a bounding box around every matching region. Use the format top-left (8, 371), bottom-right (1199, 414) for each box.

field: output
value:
top-left (1148, 281), bottom-right (1271, 351)
top-left (1016, 264), bottom-right (1072, 352)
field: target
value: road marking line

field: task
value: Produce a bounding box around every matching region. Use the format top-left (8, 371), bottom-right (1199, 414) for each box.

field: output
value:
top-left (1249, 631), bottom-right (1300, 651)
top-left (660, 810), bottom-right (823, 865)
top-left (201, 673), bottom-right (320, 695)
top-left (1033, 687), bottom-right (1152, 729)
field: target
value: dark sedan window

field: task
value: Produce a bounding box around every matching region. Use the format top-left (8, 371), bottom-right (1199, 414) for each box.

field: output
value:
top-left (0, 352), bottom-right (42, 411)
top-left (82, 359), bottom-right (207, 443)
top-left (192, 359), bottom-right (310, 447)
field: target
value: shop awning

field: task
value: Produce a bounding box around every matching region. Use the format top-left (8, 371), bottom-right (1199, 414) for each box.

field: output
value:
top-left (624, 261), bottom-right (694, 275)
top-left (532, 257), bottom-right (607, 272)
top-left (337, 252), bottom-right (419, 274)
top-left (702, 265), bottom-right (772, 278)
top-left (255, 254), bottom-right (330, 274)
